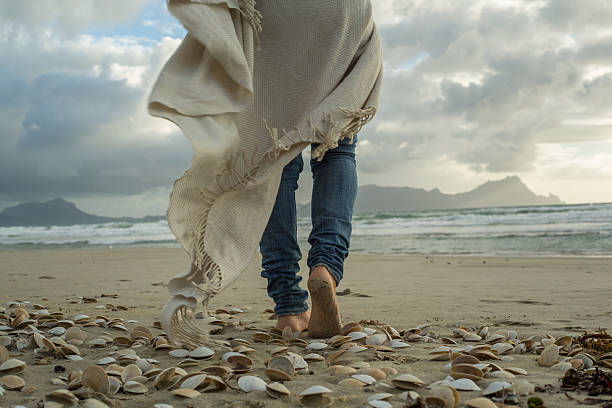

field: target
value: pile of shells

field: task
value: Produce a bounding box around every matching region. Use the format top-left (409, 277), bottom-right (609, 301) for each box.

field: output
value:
top-left (1, 300), bottom-right (610, 408)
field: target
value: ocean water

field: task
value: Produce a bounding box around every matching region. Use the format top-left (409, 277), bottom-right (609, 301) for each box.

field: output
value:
top-left (1, 203), bottom-right (611, 256)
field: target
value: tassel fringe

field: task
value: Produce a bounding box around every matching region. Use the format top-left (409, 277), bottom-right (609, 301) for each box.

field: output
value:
top-left (238, 0), bottom-right (263, 47)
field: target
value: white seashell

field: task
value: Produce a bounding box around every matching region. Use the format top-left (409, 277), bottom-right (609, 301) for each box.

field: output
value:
top-left (369, 401), bottom-right (392, 408)
top-left (363, 328), bottom-right (376, 335)
top-left (368, 393), bottom-right (393, 402)
top-left (306, 342), bottom-right (328, 351)
top-left (400, 390), bottom-right (422, 401)
top-left (0, 336), bottom-right (11, 347)
top-left (485, 370), bottom-right (515, 379)
top-left (0, 359), bottom-right (26, 373)
top-left (124, 380), bottom-right (148, 394)
top-left (222, 351), bottom-right (245, 361)
top-left (285, 352), bottom-right (308, 371)
top-left (450, 378), bottom-right (481, 391)
top-left (300, 385), bottom-right (332, 396)
top-left (537, 345), bottom-right (559, 367)
top-left (304, 353), bottom-right (325, 362)
top-left (238, 375), bottom-right (266, 392)
top-left (352, 374), bottom-right (376, 385)
top-left (541, 338), bottom-right (555, 347)
top-left (348, 331), bottom-right (368, 341)
top-left (348, 345), bottom-right (367, 353)
top-left (153, 405), bottom-right (174, 408)
top-left (492, 343), bottom-right (514, 354)
top-left (169, 349), bottom-right (190, 358)
top-left (482, 381), bottom-right (512, 396)
top-left (66, 355), bottom-right (83, 361)
top-left (96, 357), bottom-right (116, 365)
top-left (89, 338), bottom-right (106, 347)
top-left (189, 347), bottom-right (214, 359)
top-left (48, 327), bottom-right (66, 336)
top-left (180, 374), bottom-right (207, 390)
top-left (390, 340), bottom-right (411, 349)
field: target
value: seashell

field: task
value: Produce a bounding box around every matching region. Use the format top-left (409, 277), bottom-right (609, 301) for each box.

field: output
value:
top-left (202, 366), bottom-right (232, 380)
top-left (329, 365), bottom-right (357, 375)
top-left (238, 375), bottom-right (266, 392)
top-left (341, 322), bottom-right (362, 335)
top-left (169, 349), bottom-right (190, 358)
top-left (177, 359), bottom-right (200, 368)
top-left (450, 364), bottom-right (483, 381)
top-left (130, 326), bottom-right (153, 341)
top-left (82, 399), bottom-right (111, 408)
top-left (172, 388), bottom-right (201, 398)
top-left (121, 364), bottom-right (142, 382)
top-left (329, 335), bottom-right (352, 348)
top-left (136, 358), bottom-right (154, 373)
top-left (368, 393), bottom-right (393, 402)
top-left (179, 373), bottom-right (207, 390)
top-left (234, 346), bottom-right (256, 354)
top-left (392, 373), bottom-right (426, 390)
top-left (252, 332), bottom-right (272, 342)
top-left (485, 370), bottom-right (515, 379)
top-left (569, 358), bottom-right (584, 369)
top-left (48, 327), bottom-right (66, 336)
top-left (289, 338), bottom-right (307, 347)
top-left (306, 341), bottom-right (328, 351)
top-left (83, 365), bottom-right (110, 394)
top-left (505, 367), bottom-right (527, 375)
top-left (89, 338), bottom-right (107, 347)
top-left (391, 340), bottom-right (411, 349)
top-left (46, 389), bottom-right (79, 406)
top-left (153, 367), bottom-right (177, 390)
top-left (222, 351), bottom-right (244, 361)
top-left (0, 358), bottom-right (26, 374)
top-left (482, 381), bottom-right (512, 396)
top-left (361, 368), bottom-right (386, 381)
top-left (452, 355), bottom-right (480, 366)
top-left (270, 346), bottom-right (288, 356)
top-left (492, 343), bottom-right (513, 354)
top-left (427, 386), bottom-right (457, 408)
top-left (449, 378), bottom-right (480, 391)
top-left (0, 336), bottom-right (11, 348)
top-left (189, 346), bottom-right (214, 359)
top-left (348, 331), bottom-right (368, 341)
top-left (227, 354), bottom-right (253, 371)
top-left (538, 345), bottom-right (559, 367)
top-left (551, 362), bottom-right (572, 372)
top-left (369, 400), bottom-right (392, 408)
top-left (366, 333), bottom-right (388, 346)
top-left (338, 378), bottom-right (367, 387)
top-left (265, 368), bottom-right (292, 382)
top-left (124, 380), bottom-right (148, 394)
top-left (555, 336), bottom-right (572, 347)
top-left (465, 397), bottom-right (497, 408)
top-left (348, 345), bottom-right (367, 353)
top-left (268, 355), bottom-right (295, 374)
top-left (300, 385), bottom-right (333, 407)
top-left (96, 357), bottom-right (116, 365)
top-left (463, 333), bottom-right (482, 342)
top-left (285, 352), bottom-right (308, 372)
top-left (304, 353), bottom-right (325, 362)
top-left (352, 374), bottom-right (376, 385)
top-left (266, 382), bottom-right (291, 398)
top-left (1, 374), bottom-right (25, 391)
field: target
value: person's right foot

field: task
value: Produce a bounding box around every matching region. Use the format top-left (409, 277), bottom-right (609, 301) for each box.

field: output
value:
top-left (307, 265), bottom-right (342, 338)
top-left (276, 310), bottom-right (310, 333)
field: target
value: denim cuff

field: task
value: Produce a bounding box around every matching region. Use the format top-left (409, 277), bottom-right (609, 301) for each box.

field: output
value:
top-left (274, 303), bottom-right (309, 317)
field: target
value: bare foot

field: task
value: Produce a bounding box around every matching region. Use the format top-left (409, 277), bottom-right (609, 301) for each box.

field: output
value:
top-left (307, 265), bottom-right (342, 338)
top-left (276, 310), bottom-right (310, 333)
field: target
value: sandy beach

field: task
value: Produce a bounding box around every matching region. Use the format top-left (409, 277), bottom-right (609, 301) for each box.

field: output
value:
top-left (1, 248), bottom-right (611, 407)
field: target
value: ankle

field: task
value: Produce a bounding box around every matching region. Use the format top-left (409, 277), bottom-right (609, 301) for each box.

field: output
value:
top-left (309, 265), bottom-right (336, 288)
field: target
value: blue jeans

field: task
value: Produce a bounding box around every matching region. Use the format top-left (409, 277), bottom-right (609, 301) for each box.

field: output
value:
top-left (259, 136), bottom-right (358, 316)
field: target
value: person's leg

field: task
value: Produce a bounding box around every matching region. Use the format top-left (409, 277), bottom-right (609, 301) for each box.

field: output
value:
top-left (307, 135), bottom-right (358, 337)
top-left (260, 153), bottom-right (310, 332)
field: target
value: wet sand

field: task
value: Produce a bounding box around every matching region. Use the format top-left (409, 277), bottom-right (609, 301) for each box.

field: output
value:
top-left (1, 248), bottom-right (611, 407)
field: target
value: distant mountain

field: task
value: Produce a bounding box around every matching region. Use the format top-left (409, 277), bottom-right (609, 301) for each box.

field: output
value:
top-left (1, 176), bottom-right (563, 226)
top-left (0, 198), bottom-right (165, 227)
top-left (297, 176), bottom-right (563, 216)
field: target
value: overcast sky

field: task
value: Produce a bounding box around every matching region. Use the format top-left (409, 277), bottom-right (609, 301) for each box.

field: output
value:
top-left (1, 0), bottom-right (611, 217)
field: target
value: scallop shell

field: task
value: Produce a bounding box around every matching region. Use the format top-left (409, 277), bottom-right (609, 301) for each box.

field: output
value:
top-left (485, 370), bottom-right (515, 379)
top-left (266, 381), bottom-right (290, 398)
top-left (301, 385), bottom-right (332, 396)
top-left (452, 355), bottom-right (480, 366)
top-left (304, 353), bottom-right (325, 362)
top-left (368, 400), bottom-right (392, 408)
top-left (265, 368), bottom-right (292, 382)
top-left (352, 374), bottom-right (376, 385)
top-left (361, 368), bottom-right (387, 381)
top-left (450, 364), bottom-right (483, 381)
top-left (338, 378), bottom-right (366, 387)
top-left (203, 374), bottom-right (228, 392)
top-left (202, 366), bottom-right (232, 380)
top-left (330, 365), bottom-right (357, 375)
top-left (449, 378), bottom-right (480, 391)
top-left (366, 333), bottom-right (388, 346)
top-left (306, 341), bottom-right (328, 351)
top-left (427, 386), bottom-right (457, 408)
top-left (82, 399), bottom-right (111, 408)
top-left (172, 388), bottom-right (201, 398)
top-left (392, 373), bottom-right (426, 390)
top-left (46, 389), bottom-right (79, 406)
top-left (238, 375), bottom-right (266, 392)
top-left (285, 352), bottom-right (308, 372)
top-left (189, 346), bottom-right (214, 359)
top-left (1, 374), bottom-right (25, 391)
top-left (551, 362), bottom-right (572, 372)
top-left (153, 367), bottom-right (177, 389)
top-left (83, 365), bottom-right (110, 394)
top-left (268, 355), bottom-right (295, 376)
top-left (465, 397), bottom-right (497, 408)
top-left (482, 381), bottom-right (512, 396)
top-left (505, 367), bottom-right (527, 376)
top-left (537, 345), bottom-right (559, 367)
top-left (347, 331), bottom-right (368, 341)
top-left (169, 349), bottom-right (190, 358)
top-left (121, 364), bottom-right (142, 382)
top-left (0, 358), bottom-right (26, 374)
top-left (514, 379), bottom-right (535, 396)
top-left (124, 380), bottom-right (148, 394)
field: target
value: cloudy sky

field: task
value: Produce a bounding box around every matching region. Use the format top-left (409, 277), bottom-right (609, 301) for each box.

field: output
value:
top-left (1, 0), bottom-right (611, 217)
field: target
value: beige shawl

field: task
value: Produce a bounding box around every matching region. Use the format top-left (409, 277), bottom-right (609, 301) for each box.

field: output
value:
top-left (148, 0), bottom-right (383, 348)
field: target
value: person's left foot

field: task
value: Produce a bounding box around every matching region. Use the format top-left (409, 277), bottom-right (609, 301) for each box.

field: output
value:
top-left (276, 310), bottom-right (310, 333)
